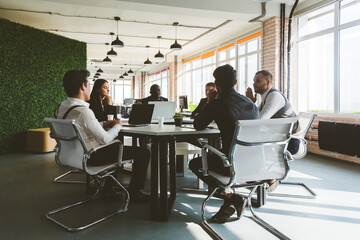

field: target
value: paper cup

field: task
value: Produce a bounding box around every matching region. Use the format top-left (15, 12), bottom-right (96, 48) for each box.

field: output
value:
top-left (107, 114), bottom-right (114, 121)
top-left (158, 117), bottom-right (164, 127)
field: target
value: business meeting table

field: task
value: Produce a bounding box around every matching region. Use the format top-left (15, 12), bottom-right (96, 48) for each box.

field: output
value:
top-left (118, 123), bottom-right (220, 221)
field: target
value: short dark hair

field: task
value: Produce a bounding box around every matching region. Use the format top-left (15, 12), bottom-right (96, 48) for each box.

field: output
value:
top-left (255, 70), bottom-right (272, 81)
top-left (205, 82), bottom-right (216, 88)
top-left (213, 64), bottom-right (236, 90)
top-left (62, 70), bottom-right (90, 97)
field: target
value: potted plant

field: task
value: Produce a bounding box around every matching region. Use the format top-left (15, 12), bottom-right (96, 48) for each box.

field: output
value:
top-left (173, 113), bottom-right (184, 126)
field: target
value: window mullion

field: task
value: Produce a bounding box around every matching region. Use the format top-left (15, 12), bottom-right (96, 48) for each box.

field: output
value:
top-left (334, 0), bottom-right (340, 113)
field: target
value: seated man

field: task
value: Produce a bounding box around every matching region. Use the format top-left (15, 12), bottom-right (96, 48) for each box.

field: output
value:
top-left (190, 82), bottom-right (216, 119)
top-left (55, 70), bottom-right (150, 203)
top-left (246, 70), bottom-right (300, 192)
top-left (189, 65), bottom-right (259, 223)
top-left (141, 84), bottom-right (168, 104)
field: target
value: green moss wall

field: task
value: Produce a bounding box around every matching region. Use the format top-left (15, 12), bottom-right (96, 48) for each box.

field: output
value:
top-left (0, 18), bottom-right (86, 154)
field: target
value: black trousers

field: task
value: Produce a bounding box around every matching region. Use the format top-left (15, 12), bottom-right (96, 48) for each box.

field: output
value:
top-left (189, 155), bottom-right (230, 189)
top-left (88, 144), bottom-right (150, 192)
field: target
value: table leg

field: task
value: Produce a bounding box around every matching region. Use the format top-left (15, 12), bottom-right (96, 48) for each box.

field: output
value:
top-left (159, 136), bottom-right (168, 220)
top-left (168, 136), bottom-right (176, 211)
top-left (150, 137), bottom-right (159, 220)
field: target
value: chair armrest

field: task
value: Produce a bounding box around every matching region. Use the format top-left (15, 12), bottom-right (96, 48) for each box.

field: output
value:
top-left (197, 138), bottom-right (208, 146)
top-left (203, 144), bottom-right (231, 168)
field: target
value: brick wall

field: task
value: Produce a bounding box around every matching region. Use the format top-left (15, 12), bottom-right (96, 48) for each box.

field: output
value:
top-left (262, 16), bottom-right (288, 90)
top-left (306, 114), bottom-right (360, 164)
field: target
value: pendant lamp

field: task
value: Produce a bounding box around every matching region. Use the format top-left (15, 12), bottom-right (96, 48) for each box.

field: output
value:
top-left (97, 68), bottom-right (103, 73)
top-left (170, 22), bottom-right (182, 50)
top-left (154, 36), bottom-right (164, 59)
top-left (103, 43), bottom-right (112, 63)
top-left (144, 46), bottom-right (152, 64)
top-left (112, 17), bottom-right (124, 48)
top-left (107, 32), bottom-right (117, 56)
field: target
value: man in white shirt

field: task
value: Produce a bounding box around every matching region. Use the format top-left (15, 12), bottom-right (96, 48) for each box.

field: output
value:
top-left (246, 70), bottom-right (300, 192)
top-left (55, 70), bottom-right (150, 203)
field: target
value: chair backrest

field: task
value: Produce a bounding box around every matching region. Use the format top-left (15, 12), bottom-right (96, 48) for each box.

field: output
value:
top-left (44, 118), bottom-right (88, 170)
top-left (292, 112), bottom-right (317, 139)
top-left (229, 118), bottom-right (297, 184)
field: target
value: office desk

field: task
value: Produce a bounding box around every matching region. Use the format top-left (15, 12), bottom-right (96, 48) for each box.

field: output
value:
top-left (119, 124), bottom-right (220, 221)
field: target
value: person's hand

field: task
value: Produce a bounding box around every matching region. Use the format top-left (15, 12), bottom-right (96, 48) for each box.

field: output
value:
top-left (246, 87), bottom-right (257, 103)
top-left (104, 95), bottom-right (113, 105)
top-left (103, 120), bottom-right (114, 129)
top-left (207, 89), bottom-right (218, 103)
top-left (114, 118), bottom-right (122, 127)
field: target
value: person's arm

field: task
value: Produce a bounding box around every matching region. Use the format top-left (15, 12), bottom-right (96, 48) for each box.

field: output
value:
top-left (81, 108), bottom-right (121, 145)
top-left (259, 92), bottom-right (286, 119)
top-left (190, 98), bottom-right (206, 118)
top-left (193, 101), bottom-right (216, 130)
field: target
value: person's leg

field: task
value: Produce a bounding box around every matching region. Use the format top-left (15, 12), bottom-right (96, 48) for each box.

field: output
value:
top-left (287, 138), bottom-right (300, 155)
top-left (189, 155), bottom-right (246, 223)
top-left (122, 146), bottom-right (150, 202)
top-left (188, 155), bottom-right (230, 189)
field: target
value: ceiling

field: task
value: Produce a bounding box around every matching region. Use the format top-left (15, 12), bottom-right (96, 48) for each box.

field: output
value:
top-left (0, 0), bottom-right (306, 80)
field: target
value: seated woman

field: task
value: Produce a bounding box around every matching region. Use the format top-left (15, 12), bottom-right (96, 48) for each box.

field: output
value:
top-left (89, 79), bottom-right (115, 129)
top-left (89, 78), bottom-right (150, 202)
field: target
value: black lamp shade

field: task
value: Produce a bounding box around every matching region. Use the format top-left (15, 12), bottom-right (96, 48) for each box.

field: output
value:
top-left (112, 37), bottom-right (124, 48)
top-left (170, 40), bottom-right (182, 50)
top-left (97, 68), bottom-right (103, 73)
top-left (128, 69), bottom-right (134, 74)
top-left (119, 75), bottom-right (124, 79)
top-left (95, 72), bottom-right (101, 76)
top-left (154, 51), bottom-right (164, 59)
top-left (113, 79), bottom-right (117, 82)
top-left (123, 72), bottom-right (128, 76)
top-left (107, 47), bottom-right (117, 56)
top-left (103, 56), bottom-right (112, 63)
top-left (144, 58), bottom-right (152, 64)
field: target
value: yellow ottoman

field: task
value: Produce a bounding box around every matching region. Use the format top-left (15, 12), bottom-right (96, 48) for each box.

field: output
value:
top-left (26, 128), bottom-right (56, 153)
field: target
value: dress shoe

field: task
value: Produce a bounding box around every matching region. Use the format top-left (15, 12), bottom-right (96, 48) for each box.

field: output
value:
top-left (211, 198), bottom-right (235, 223)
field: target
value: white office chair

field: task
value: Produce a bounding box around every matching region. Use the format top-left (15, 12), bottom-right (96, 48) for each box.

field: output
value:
top-left (199, 118), bottom-right (296, 240)
top-left (44, 118), bottom-right (129, 231)
top-left (268, 112), bottom-right (317, 199)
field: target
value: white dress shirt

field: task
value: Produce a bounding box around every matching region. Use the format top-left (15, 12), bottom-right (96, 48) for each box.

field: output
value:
top-left (259, 88), bottom-right (286, 119)
top-left (55, 97), bottom-right (121, 150)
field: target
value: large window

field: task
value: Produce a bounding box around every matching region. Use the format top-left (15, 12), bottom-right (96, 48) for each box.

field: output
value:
top-left (144, 68), bottom-right (169, 99)
top-left (181, 32), bottom-right (261, 105)
top-left (182, 55), bottom-right (216, 105)
top-left (237, 36), bottom-right (261, 94)
top-left (296, 0), bottom-right (360, 113)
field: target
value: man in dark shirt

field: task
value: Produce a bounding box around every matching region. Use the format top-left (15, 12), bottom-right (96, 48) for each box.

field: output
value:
top-left (189, 64), bottom-right (259, 223)
top-left (141, 84), bottom-right (168, 104)
top-left (190, 82), bottom-right (216, 119)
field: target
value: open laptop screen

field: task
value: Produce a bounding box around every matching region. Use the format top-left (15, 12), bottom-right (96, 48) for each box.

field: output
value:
top-left (149, 101), bottom-right (176, 120)
top-left (127, 104), bottom-right (154, 125)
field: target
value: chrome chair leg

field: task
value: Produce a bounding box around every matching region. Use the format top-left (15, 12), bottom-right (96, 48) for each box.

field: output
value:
top-left (46, 172), bottom-right (130, 231)
top-left (201, 187), bottom-right (224, 240)
top-left (248, 186), bottom-right (291, 240)
top-left (267, 181), bottom-right (317, 199)
top-left (53, 169), bottom-right (86, 184)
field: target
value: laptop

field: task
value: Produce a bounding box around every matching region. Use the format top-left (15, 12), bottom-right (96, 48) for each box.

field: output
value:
top-left (122, 104), bottom-right (154, 127)
top-left (149, 101), bottom-right (177, 122)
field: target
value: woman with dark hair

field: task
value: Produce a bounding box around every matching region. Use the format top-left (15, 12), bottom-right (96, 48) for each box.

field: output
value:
top-left (89, 79), bottom-right (115, 128)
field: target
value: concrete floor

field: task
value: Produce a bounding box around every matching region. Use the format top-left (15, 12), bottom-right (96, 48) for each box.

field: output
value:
top-left (0, 152), bottom-right (359, 240)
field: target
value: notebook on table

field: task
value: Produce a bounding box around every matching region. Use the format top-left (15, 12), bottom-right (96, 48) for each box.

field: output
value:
top-left (122, 104), bottom-right (154, 127)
